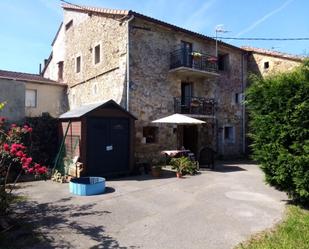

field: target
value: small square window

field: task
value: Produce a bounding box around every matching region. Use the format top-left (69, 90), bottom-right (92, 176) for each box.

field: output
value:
top-left (94, 44), bottom-right (100, 64)
top-left (76, 56), bottom-right (81, 73)
top-left (224, 126), bottom-right (235, 143)
top-left (264, 61), bottom-right (269, 69)
top-left (25, 89), bottom-right (37, 108)
top-left (143, 126), bottom-right (158, 144)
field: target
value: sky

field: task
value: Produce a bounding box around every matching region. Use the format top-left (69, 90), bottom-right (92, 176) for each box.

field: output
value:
top-left (0, 0), bottom-right (308, 74)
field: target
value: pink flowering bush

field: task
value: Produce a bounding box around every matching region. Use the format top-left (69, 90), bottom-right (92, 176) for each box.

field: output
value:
top-left (0, 117), bottom-right (47, 215)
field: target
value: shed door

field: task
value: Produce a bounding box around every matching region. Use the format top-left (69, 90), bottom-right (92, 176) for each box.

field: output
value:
top-left (87, 118), bottom-right (129, 176)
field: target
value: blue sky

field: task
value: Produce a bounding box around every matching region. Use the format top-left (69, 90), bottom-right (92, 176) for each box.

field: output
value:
top-left (0, 0), bottom-right (308, 74)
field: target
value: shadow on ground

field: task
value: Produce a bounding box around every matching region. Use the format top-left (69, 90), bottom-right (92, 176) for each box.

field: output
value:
top-left (10, 197), bottom-right (138, 249)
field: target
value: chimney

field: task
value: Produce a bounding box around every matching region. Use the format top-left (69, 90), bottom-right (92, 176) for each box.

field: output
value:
top-left (44, 59), bottom-right (48, 66)
top-left (39, 63), bottom-right (42, 75)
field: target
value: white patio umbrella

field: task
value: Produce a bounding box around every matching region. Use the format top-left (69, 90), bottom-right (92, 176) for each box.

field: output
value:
top-left (152, 113), bottom-right (206, 150)
top-left (152, 113), bottom-right (206, 124)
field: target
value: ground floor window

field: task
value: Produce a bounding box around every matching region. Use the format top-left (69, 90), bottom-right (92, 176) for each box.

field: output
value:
top-left (143, 126), bottom-right (158, 144)
top-left (224, 126), bottom-right (235, 144)
top-left (25, 89), bottom-right (37, 108)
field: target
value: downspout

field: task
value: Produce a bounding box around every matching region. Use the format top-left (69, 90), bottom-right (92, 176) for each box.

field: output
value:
top-left (241, 53), bottom-right (246, 155)
top-left (126, 15), bottom-right (135, 111)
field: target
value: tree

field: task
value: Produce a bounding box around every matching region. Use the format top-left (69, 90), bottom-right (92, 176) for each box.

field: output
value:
top-left (246, 60), bottom-right (309, 203)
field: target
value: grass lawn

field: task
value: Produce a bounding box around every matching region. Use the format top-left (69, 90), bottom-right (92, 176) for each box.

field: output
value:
top-left (236, 205), bottom-right (309, 249)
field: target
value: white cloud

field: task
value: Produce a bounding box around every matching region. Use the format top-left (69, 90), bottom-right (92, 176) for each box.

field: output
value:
top-left (236, 0), bottom-right (294, 37)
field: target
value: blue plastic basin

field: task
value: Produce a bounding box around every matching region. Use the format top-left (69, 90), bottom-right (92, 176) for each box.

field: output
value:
top-left (69, 177), bottom-right (106, 196)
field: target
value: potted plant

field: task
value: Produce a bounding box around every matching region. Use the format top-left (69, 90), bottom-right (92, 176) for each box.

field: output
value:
top-left (170, 156), bottom-right (198, 178)
top-left (150, 155), bottom-right (166, 177)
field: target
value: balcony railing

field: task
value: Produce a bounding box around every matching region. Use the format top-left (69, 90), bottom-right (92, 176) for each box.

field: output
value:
top-left (170, 48), bottom-right (218, 73)
top-left (174, 96), bottom-right (215, 116)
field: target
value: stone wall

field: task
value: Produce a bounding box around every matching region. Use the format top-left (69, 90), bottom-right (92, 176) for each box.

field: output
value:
top-left (62, 10), bottom-right (128, 109)
top-left (129, 18), bottom-right (246, 161)
top-left (247, 53), bottom-right (302, 77)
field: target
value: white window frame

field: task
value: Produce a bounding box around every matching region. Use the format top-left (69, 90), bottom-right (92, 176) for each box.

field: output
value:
top-left (224, 125), bottom-right (235, 144)
top-left (25, 89), bottom-right (37, 108)
top-left (93, 42), bottom-right (102, 65)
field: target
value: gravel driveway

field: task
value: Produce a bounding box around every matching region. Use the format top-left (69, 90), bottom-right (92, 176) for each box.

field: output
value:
top-left (16, 161), bottom-right (287, 249)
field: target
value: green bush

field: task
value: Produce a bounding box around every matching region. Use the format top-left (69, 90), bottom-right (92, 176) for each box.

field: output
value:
top-left (246, 60), bottom-right (309, 203)
top-left (170, 156), bottom-right (198, 175)
top-left (25, 114), bottom-right (59, 167)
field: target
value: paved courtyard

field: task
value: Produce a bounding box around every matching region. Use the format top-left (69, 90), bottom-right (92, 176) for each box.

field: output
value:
top-left (16, 161), bottom-right (287, 249)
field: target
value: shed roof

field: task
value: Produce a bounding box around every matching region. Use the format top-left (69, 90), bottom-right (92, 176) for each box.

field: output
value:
top-left (59, 99), bottom-right (137, 119)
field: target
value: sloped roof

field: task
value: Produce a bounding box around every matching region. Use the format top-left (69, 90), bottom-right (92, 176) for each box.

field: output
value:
top-left (0, 69), bottom-right (64, 85)
top-left (59, 99), bottom-right (137, 119)
top-left (61, 3), bottom-right (243, 52)
top-left (242, 46), bottom-right (305, 62)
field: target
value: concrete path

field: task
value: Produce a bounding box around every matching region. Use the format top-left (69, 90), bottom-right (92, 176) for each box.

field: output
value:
top-left (16, 161), bottom-right (287, 249)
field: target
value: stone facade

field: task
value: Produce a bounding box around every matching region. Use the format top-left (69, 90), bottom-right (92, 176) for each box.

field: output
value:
top-left (44, 6), bottom-right (249, 162)
top-left (243, 47), bottom-right (303, 77)
top-left (129, 18), bottom-right (246, 160)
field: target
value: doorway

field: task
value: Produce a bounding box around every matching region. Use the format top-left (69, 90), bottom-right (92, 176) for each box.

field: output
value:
top-left (181, 82), bottom-right (192, 113)
top-left (181, 41), bottom-right (193, 67)
top-left (183, 125), bottom-right (198, 155)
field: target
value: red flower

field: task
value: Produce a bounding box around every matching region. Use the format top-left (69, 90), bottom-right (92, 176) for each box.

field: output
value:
top-left (16, 151), bottom-right (24, 158)
top-left (23, 125), bottom-right (29, 129)
top-left (21, 157), bottom-right (27, 163)
top-left (10, 148), bottom-right (17, 155)
top-left (27, 127), bottom-right (33, 133)
top-left (11, 124), bottom-right (17, 128)
top-left (22, 164), bottom-right (29, 170)
top-left (3, 143), bottom-right (10, 151)
top-left (26, 157), bottom-right (32, 163)
top-left (28, 168), bottom-right (34, 174)
top-left (38, 166), bottom-right (48, 174)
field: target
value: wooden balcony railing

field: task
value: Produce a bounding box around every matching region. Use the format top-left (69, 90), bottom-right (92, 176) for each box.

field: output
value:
top-left (174, 97), bottom-right (215, 116)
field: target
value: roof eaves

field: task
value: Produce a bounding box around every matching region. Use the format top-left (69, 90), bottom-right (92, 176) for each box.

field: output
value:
top-left (129, 11), bottom-right (244, 52)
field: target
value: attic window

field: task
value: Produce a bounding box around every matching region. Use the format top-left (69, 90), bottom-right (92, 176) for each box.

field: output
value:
top-left (65, 20), bottom-right (73, 31)
top-left (264, 61), bottom-right (269, 69)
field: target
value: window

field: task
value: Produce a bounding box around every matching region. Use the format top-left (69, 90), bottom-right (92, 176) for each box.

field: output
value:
top-left (143, 126), bottom-right (158, 144)
top-left (218, 53), bottom-right (229, 71)
top-left (235, 93), bottom-right (243, 104)
top-left (58, 61), bottom-right (63, 81)
top-left (264, 61), bottom-right (269, 69)
top-left (94, 44), bottom-right (100, 64)
top-left (25, 89), bottom-right (37, 108)
top-left (65, 20), bottom-right (73, 31)
top-left (224, 126), bottom-right (235, 143)
top-left (76, 56), bottom-right (81, 73)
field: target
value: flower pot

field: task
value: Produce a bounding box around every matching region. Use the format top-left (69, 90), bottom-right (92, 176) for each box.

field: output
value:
top-left (176, 172), bottom-right (182, 178)
top-left (151, 167), bottom-right (162, 177)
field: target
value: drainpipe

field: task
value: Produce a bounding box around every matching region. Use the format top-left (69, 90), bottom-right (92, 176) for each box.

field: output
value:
top-left (126, 15), bottom-right (134, 111)
top-left (241, 53), bottom-right (246, 154)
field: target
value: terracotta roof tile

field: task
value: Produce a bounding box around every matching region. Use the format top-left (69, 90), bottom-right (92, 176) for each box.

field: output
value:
top-left (0, 69), bottom-right (64, 85)
top-left (242, 46), bottom-right (305, 61)
top-left (61, 3), bottom-right (129, 16)
top-left (61, 3), bottom-right (243, 52)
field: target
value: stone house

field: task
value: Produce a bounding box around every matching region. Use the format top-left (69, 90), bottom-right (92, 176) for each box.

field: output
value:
top-left (43, 3), bottom-right (248, 161)
top-left (0, 69), bottom-right (67, 121)
top-left (242, 46), bottom-right (304, 77)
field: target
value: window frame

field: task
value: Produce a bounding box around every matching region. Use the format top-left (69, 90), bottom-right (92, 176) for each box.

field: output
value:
top-left (93, 43), bottom-right (101, 65)
top-left (142, 126), bottom-right (159, 144)
top-left (25, 89), bottom-right (37, 108)
top-left (76, 55), bottom-right (81, 73)
top-left (224, 126), bottom-right (235, 144)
